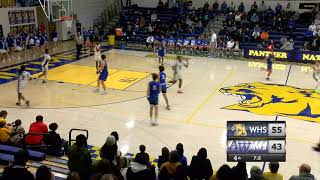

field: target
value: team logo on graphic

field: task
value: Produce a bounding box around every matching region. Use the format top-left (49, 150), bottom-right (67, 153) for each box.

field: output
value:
top-left (231, 124), bottom-right (248, 136)
top-left (220, 82), bottom-right (320, 123)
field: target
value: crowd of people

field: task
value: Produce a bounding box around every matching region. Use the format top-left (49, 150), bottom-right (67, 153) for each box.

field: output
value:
top-left (0, 27), bottom-right (58, 63)
top-left (0, 109), bottom-right (317, 180)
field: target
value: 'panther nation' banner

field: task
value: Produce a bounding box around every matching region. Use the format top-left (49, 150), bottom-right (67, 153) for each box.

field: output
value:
top-left (243, 48), bottom-right (320, 63)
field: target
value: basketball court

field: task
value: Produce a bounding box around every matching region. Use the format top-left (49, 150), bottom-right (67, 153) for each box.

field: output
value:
top-left (0, 48), bottom-right (319, 178)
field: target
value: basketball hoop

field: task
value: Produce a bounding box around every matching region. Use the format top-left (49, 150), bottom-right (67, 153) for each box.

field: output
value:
top-left (60, 16), bottom-right (73, 28)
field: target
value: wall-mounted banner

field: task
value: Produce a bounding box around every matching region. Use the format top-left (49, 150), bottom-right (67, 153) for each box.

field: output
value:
top-left (244, 48), bottom-right (320, 63)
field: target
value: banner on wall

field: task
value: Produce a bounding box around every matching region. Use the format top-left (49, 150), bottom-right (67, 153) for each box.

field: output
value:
top-left (8, 9), bottom-right (35, 25)
top-left (243, 48), bottom-right (320, 63)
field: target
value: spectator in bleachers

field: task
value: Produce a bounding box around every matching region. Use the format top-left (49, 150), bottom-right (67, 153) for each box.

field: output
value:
top-left (212, 1), bottom-right (219, 17)
top-left (211, 164), bottom-right (233, 180)
top-left (126, 153), bottom-right (156, 180)
top-left (275, 3), bottom-right (283, 15)
top-left (157, 0), bottom-right (164, 9)
top-left (0, 110), bottom-right (8, 123)
top-left (66, 172), bottom-right (81, 180)
top-left (276, 17), bottom-right (284, 32)
top-left (235, 12), bottom-right (242, 26)
top-left (176, 143), bottom-right (187, 167)
top-left (263, 162), bottom-right (283, 180)
top-left (311, 35), bottom-right (320, 51)
top-left (151, 11), bottom-right (158, 24)
top-left (188, 148), bottom-right (213, 180)
top-left (286, 3), bottom-right (294, 15)
top-left (221, 1), bottom-right (227, 15)
top-left (226, 38), bottom-right (235, 57)
top-left (229, 1), bottom-right (236, 13)
top-left (309, 22), bottom-right (317, 32)
top-left (250, 13), bottom-right (260, 25)
top-left (231, 162), bottom-right (247, 180)
top-left (0, 120), bottom-right (11, 144)
top-left (248, 166), bottom-right (264, 180)
top-left (261, 31), bottom-right (269, 41)
top-left (287, 18), bottom-right (296, 33)
top-left (158, 147), bottom-right (170, 168)
top-left (68, 134), bottom-right (92, 180)
top-left (259, 1), bottom-right (267, 12)
top-left (243, 28), bottom-right (251, 42)
top-left (46, 123), bottom-right (68, 156)
top-left (9, 119), bottom-right (25, 146)
top-left (25, 115), bottom-right (48, 145)
top-left (2, 149), bottom-right (34, 180)
top-left (146, 35), bottom-right (155, 49)
top-left (36, 165), bottom-right (54, 180)
top-left (281, 38), bottom-right (294, 50)
top-left (252, 25), bottom-right (261, 42)
top-left (203, 1), bottom-right (209, 11)
top-left (289, 163), bottom-right (316, 180)
top-left (301, 42), bottom-right (310, 51)
top-left (91, 159), bottom-right (114, 180)
top-left (250, 2), bottom-right (258, 15)
top-left (159, 150), bottom-right (186, 180)
top-left (139, 16), bottom-right (145, 29)
top-left (238, 2), bottom-right (245, 13)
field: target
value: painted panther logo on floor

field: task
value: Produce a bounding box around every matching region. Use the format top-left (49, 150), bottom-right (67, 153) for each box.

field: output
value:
top-left (220, 82), bottom-right (320, 123)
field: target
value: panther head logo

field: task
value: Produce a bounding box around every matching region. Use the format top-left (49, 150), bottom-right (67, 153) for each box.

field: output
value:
top-left (231, 123), bottom-right (248, 136)
top-left (220, 82), bottom-right (320, 123)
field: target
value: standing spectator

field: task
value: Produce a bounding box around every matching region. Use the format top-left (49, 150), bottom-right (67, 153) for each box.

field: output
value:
top-left (176, 143), bottom-right (187, 167)
top-left (188, 148), bottom-right (213, 180)
top-left (9, 119), bottom-right (25, 146)
top-left (159, 151), bottom-right (186, 180)
top-left (231, 162), bottom-right (247, 180)
top-left (2, 149), bottom-right (34, 180)
top-left (25, 115), bottom-right (48, 145)
top-left (212, 1), bottom-right (219, 17)
top-left (289, 163), bottom-right (316, 180)
top-left (211, 164), bottom-right (233, 180)
top-left (210, 31), bottom-right (217, 56)
top-left (100, 135), bottom-right (118, 163)
top-left (203, 1), bottom-right (209, 11)
top-left (126, 0), bottom-right (131, 7)
top-left (67, 134), bottom-right (92, 180)
top-left (263, 162), bottom-right (283, 180)
top-left (259, 1), bottom-right (267, 12)
top-left (36, 165), bottom-right (54, 180)
top-left (126, 154), bottom-right (156, 180)
top-left (158, 147), bottom-right (170, 168)
top-left (275, 3), bottom-right (282, 15)
top-left (157, 0), bottom-right (164, 9)
top-left (248, 166), bottom-right (264, 180)
top-left (238, 2), bottom-right (244, 13)
top-left (250, 2), bottom-right (258, 14)
top-left (221, 1), bottom-right (227, 15)
top-left (39, 22), bottom-right (46, 34)
top-left (75, 32), bottom-right (83, 60)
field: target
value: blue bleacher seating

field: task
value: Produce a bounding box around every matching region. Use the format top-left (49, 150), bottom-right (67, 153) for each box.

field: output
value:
top-left (0, 145), bottom-right (46, 161)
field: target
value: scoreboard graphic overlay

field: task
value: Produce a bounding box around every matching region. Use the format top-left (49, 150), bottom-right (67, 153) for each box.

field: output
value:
top-left (227, 121), bottom-right (286, 162)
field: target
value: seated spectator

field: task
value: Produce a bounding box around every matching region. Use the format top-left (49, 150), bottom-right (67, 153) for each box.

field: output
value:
top-left (9, 119), bottom-right (25, 146)
top-left (226, 12), bottom-right (235, 27)
top-left (159, 150), bottom-right (186, 180)
top-left (2, 149), bottom-right (34, 180)
top-left (226, 39), bottom-right (235, 57)
top-left (176, 143), bottom-right (187, 167)
top-left (91, 159), bottom-right (114, 180)
top-left (261, 31), bottom-right (269, 41)
top-left (301, 42), bottom-right (310, 51)
top-left (46, 123), bottom-right (68, 156)
top-left (157, 0), bottom-right (164, 9)
top-left (66, 172), bottom-right (81, 180)
top-left (281, 38), bottom-right (294, 50)
top-left (238, 2), bottom-right (244, 12)
top-left (313, 27), bottom-right (320, 37)
top-left (287, 18), bottom-right (296, 33)
top-left (251, 13), bottom-right (260, 25)
top-left (263, 162), bottom-right (283, 180)
top-left (0, 110), bottom-right (8, 123)
top-left (67, 134), bottom-right (92, 180)
top-left (250, 1), bottom-right (258, 14)
top-left (188, 148), bottom-right (213, 180)
top-left (136, 145), bottom-right (150, 165)
top-left (139, 16), bottom-right (145, 29)
top-left (309, 23), bottom-right (317, 32)
top-left (221, 1), bottom-right (227, 15)
top-left (252, 25), bottom-right (261, 41)
top-left (203, 1), bottom-right (209, 11)
top-left (311, 36), bottom-right (320, 51)
top-left (0, 120), bottom-right (11, 144)
top-left (126, 154), bottom-right (156, 180)
top-left (289, 163), bottom-right (316, 180)
top-left (150, 12), bottom-right (157, 24)
top-left (276, 17), bottom-right (283, 32)
top-left (243, 28), bottom-right (251, 42)
top-left (158, 147), bottom-right (170, 168)
top-left (235, 12), bottom-right (242, 26)
top-left (231, 162), bottom-right (247, 180)
top-left (248, 166), bottom-right (264, 180)
top-left (275, 3), bottom-right (283, 15)
top-left (36, 165), bottom-right (54, 180)
top-left (25, 115), bottom-right (48, 145)
top-left (211, 164), bottom-right (233, 180)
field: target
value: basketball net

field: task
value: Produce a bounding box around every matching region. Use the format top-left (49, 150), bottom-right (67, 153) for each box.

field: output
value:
top-left (65, 20), bottom-right (72, 28)
top-left (60, 16), bottom-right (73, 28)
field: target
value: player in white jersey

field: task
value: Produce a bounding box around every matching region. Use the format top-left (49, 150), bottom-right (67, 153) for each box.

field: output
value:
top-left (16, 65), bottom-right (32, 106)
top-left (37, 49), bottom-right (51, 83)
top-left (94, 41), bottom-right (102, 74)
top-left (313, 61), bottom-right (320, 90)
top-left (169, 56), bottom-right (188, 93)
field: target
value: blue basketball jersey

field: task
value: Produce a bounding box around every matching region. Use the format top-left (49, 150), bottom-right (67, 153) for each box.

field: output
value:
top-left (159, 72), bottom-right (166, 84)
top-left (149, 81), bottom-right (160, 99)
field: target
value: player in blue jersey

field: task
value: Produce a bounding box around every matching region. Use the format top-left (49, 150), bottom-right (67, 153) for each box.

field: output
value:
top-left (159, 65), bottom-right (170, 110)
top-left (175, 37), bottom-right (184, 54)
top-left (262, 45), bottom-right (274, 80)
top-left (158, 44), bottom-right (165, 65)
top-left (94, 54), bottom-right (108, 95)
top-left (147, 73), bottom-right (160, 125)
